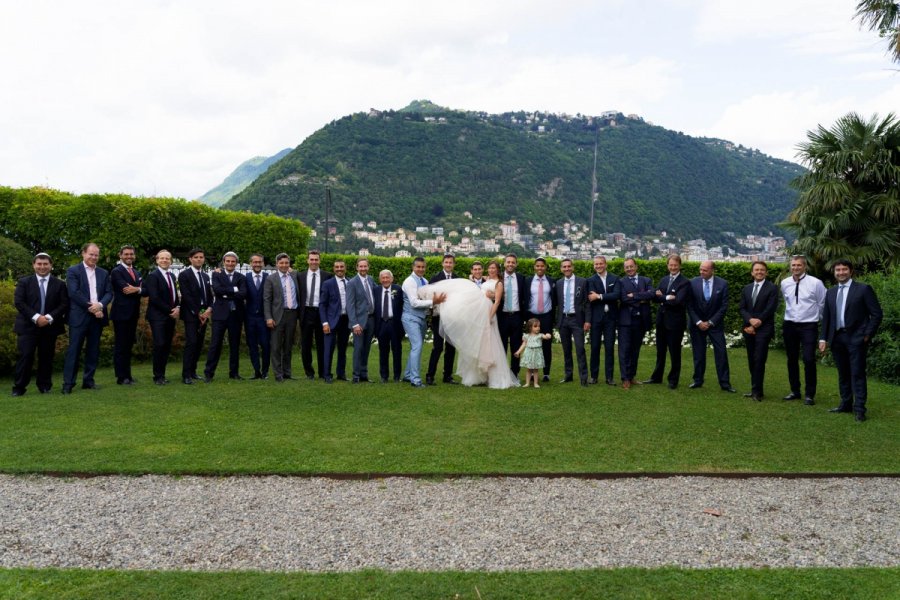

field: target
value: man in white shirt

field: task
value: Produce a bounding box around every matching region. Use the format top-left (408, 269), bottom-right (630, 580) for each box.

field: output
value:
top-left (401, 257), bottom-right (445, 387)
top-left (780, 255), bottom-right (826, 405)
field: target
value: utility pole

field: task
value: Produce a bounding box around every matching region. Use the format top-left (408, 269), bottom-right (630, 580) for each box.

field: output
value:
top-left (589, 128), bottom-right (600, 244)
top-left (324, 186), bottom-right (332, 254)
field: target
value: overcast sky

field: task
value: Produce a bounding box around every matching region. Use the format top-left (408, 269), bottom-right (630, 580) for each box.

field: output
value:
top-left (2, 0), bottom-right (898, 200)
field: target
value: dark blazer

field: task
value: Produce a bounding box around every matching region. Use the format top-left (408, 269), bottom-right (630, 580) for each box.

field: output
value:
top-left (298, 268), bottom-right (333, 321)
top-left (375, 283), bottom-right (404, 327)
top-left (145, 268), bottom-right (180, 322)
top-left (66, 262), bottom-right (112, 328)
top-left (618, 274), bottom-right (654, 329)
top-left (500, 272), bottom-right (530, 313)
top-left (14, 274), bottom-right (68, 335)
top-left (244, 271), bottom-right (268, 319)
top-left (319, 276), bottom-right (348, 328)
top-left (555, 276), bottom-right (592, 328)
top-left (687, 276), bottom-right (729, 329)
top-left (587, 273), bottom-right (620, 322)
top-left (263, 270), bottom-right (300, 325)
top-left (428, 271), bottom-right (458, 285)
top-left (738, 280), bottom-right (780, 333)
top-left (820, 281), bottom-right (883, 344)
top-left (653, 274), bottom-right (690, 329)
top-left (109, 263), bottom-right (143, 321)
top-left (210, 270), bottom-right (247, 320)
top-left (178, 268), bottom-right (213, 321)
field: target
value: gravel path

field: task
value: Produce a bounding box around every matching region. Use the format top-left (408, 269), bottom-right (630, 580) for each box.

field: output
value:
top-left (1, 475), bottom-right (898, 572)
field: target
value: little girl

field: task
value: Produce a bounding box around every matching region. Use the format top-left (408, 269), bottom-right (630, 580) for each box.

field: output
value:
top-left (514, 318), bottom-right (552, 388)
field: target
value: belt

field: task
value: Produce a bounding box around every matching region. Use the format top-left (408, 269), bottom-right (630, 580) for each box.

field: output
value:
top-left (563, 312), bottom-right (576, 317)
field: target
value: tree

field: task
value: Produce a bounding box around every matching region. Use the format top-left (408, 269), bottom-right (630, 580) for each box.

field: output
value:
top-left (784, 112), bottom-right (900, 272)
top-left (855, 1), bottom-right (900, 64)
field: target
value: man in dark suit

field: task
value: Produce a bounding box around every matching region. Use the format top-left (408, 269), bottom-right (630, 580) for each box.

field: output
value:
top-left (346, 257), bottom-right (377, 383)
top-left (555, 258), bottom-right (591, 386)
top-left (319, 259), bottom-right (351, 383)
top-left (644, 254), bottom-right (690, 389)
top-left (818, 259), bottom-right (883, 422)
top-left (426, 253), bottom-right (458, 385)
top-left (109, 245), bottom-right (143, 385)
top-left (587, 255), bottom-right (620, 385)
top-left (739, 261), bottom-right (780, 401)
top-left (498, 253), bottom-right (529, 377)
top-left (244, 253), bottom-right (270, 380)
top-left (178, 248), bottom-right (213, 384)
top-left (264, 253), bottom-right (300, 382)
top-left (204, 251), bottom-right (247, 382)
top-left (375, 269), bottom-right (404, 383)
top-left (144, 249), bottom-right (180, 385)
top-left (687, 261), bottom-right (735, 392)
top-left (618, 258), bottom-right (654, 389)
top-left (298, 250), bottom-right (333, 380)
top-left (526, 257), bottom-right (555, 383)
top-left (63, 242), bottom-right (113, 394)
top-left (12, 253), bottom-right (68, 396)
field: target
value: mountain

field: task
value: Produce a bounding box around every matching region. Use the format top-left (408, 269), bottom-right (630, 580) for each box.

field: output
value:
top-left (222, 102), bottom-right (804, 242)
top-left (197, 148), bottom-right (292, 207)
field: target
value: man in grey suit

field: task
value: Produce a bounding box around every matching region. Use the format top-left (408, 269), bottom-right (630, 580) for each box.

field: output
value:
top-left (346, 257), bottom-right (376, 383)
top-left (555, 258), bottom-right (591, 386)
top-left (264, 253), bottom-right (299, 382)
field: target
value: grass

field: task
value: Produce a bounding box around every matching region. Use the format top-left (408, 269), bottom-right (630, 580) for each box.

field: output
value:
top-left (1, 346), bottom-right (897, 475)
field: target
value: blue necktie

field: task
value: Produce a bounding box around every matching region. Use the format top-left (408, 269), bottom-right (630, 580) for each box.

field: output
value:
top-left (703, 279), bottom-right (711, 302)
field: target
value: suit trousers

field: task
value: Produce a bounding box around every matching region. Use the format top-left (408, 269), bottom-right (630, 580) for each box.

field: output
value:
top-left (649, 322), bottom-right (685, 385)
top-left (352, 318), bottom-right (375, 379)
top-left (245, 315), bottom-right (271, 376)
top-left (376, 318), bottom-right (403, 381)
top-left (300, 308), bottom-right (326, 378)
top-left (617, 323), bottom-right (644, 382)
top-left (14, 330), bottom-right (59, 393)
top-left (427, 315), bottom-right (456, 381)
top-left (181, 318), bottom-right (208, 379)
top-left (559, 315), bottom-right (588, 382)
top-left (783, 320), bottom-right (818, 398)
top-left (323, 314), bottom-right (350, 379)
top-left (528, 311), bottom-right (555, 376)
top-left (689, 325), bottom-right (731, 388)
top-left (148, 318), bottom-right (176, 380)
top-left (270, 311), bottom-right (298, 379)
top-left (63, 320), bottom-right (104, 387)
top-left (831, 330), bottom-right (870, 416)
top-left (112, 316), bottom-right (138, 380)
top-left (498, 311), bottom-right (524, 375)
top-left (590, 316), bottom-right (617, 381)
top-left (205, 314), bottom-right (243, 378)
top-left (744, 326), bottom-right (773, 396)
top-left (402, 315), bottom-right (427, 384)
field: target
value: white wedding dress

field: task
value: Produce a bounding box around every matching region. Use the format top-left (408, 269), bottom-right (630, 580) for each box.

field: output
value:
top-left (418, 279), bottom-right (520, 389)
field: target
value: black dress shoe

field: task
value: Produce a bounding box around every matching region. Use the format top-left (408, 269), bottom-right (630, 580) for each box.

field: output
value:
top-left (336, 376), bottom-right (348, 381)
top-left (183, 378), bottom-right (194, 385)
top-left (275, 376), bottom-right (284, 383)
top-left (324, 377), bottom-right (333, 384)
top-left (393, 377), bottom-right (401, 383)
top-left (402, 377), bottom-right (411, 383)
top-left (425, 377), bottom-right (436, 386)
top-left (250, 372), bottom-right (263, 380)
top-left (721, 386), bottom-right (736, 393)
top-left (855, 413), bottom-right (866, 422)
top-left (82, 382), bottom-right (99, 390)
top-left (829, 406), bottom-right (852, 413)
top-left (307, 375), bottom-right (316, 381)
top-left (381, 377), bottom-right (388, 383)
top-left (783, 393), bottom-right (801, 401)
top-left (606, 379), bottom-right (616, 386)
top-left (61, 386), bottom-right (73, 395)
top-left (581, 379), bottom-right (589, 387)
top-left (204, 376), bottom-right (213, 384)
top-left (352, 378), bottom-right (360, 384)
top-left (191, 374), bottom-right (202, 380)
top-left (230, 374), bottom-right (244, 381)
top-left (11, 390), bottom-right (24, 397)
top-left (587, 378), bottom-right (597, 385)
top-left (668, 383), bottom-right (677, 389)
top-left (38, 388), bottom-right (51, 394)
top-left (443, 378), bottom-right (459, 384)
top-left (688, 382), bottom-right (702, 389)
top-left (411, 381), bottom-right (425, 387)
top-left (559, 377), bottom-right (573, 384)
top-left (642, 379), bottom-right (662, 384)
top-left (154, 378), bottom-right (169, 385)
top-left (804, 397), bottom-right (815, 406)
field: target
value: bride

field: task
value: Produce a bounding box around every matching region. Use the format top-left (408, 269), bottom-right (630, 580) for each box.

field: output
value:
top-left (418, 260), bottom-right (519, 389)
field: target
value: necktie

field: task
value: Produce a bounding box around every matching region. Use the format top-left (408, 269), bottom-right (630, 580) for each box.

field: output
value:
top-left (751, 282), bottom-right (760, 306)
top-left (537, 277), bottom-right (544, 313)
top-left (340, 279), bottom-right (347, 314)
top-left (255, 274), bottom-right (261, 289)
top-left (382, 289), bottom-right (390, 319)
top-left (308, 272), bottom-right (317, 307)
top-left (836, 284), bottom-right (846, 329)
top-left (166, 272), bottom-right (176, 307)
top-left (704, 279), bottom-right (711, 302)
top-left (364, 277), bottom-right (374, 310)
top-left (505, 275), bottom-right (513, 311)
top-left (226, 272), bottom-right (235, 310)
top-left (445, 272), bottom-right (451, 280)
top-left (39, 278), bottom-right (46, 314)
top-left (127, 267), bottom-right (135, 282)
top-left (282, 274), bottom-right (294, 309)
top-left (794, 276), bottom-right (802, 304)
top-left (197, 272), bottom-right (206, 305)
top-left (565, 278), bottom-right (572, 313)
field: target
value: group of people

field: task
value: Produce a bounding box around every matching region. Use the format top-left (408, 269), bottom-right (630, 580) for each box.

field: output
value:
top-left (12, 245), bottom-right (883, 420)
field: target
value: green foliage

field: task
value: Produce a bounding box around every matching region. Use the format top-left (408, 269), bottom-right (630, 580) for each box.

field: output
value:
top-left (0, 187), bottom-right (310, 272)
top-left (855, 0), bottom-right (900, 63)
top-left (224, 107), bottom-right (802, 243)
top-left (0, 235), bottom-right (33, 280)
top-left (784, 112), bottom-right (900, 272)
top-left (196, 148), bottom-right (292, 207)
top-left (859, 270), bottom-right (900, 384)
top-left (0, 281), bottom-right (18, 374)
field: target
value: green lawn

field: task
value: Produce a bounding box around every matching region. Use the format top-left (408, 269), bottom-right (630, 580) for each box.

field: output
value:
top-left (1, 346), bottom-right (897, 474)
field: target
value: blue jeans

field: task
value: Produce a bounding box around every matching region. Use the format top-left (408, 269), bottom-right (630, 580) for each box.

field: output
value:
top-left (402, 315), bottom-right (426, 384)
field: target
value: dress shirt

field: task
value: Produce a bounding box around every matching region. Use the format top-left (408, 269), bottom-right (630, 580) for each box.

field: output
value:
top-left (504, 273), bottom-right (519, 312)
top-left (192, 268), bottom-right (207, 304)
top-left (529, 276), bottom-right (552, 314)
top-left (563, 276), bottom-right (575, 313)
top-left (33, 276), bottom-right (53, 323)
top-left (837, 279), bottom-right (852, 329)
top-left (380, 287), bottom-right (393, 318)
top-left (781, 274), bottom-right (826, 323)
top-left (596, 274), bottom-right (609, 313)
top-left (401, 275), bottom-right (434, 311)
top-left (84, 262), bottom-right (98, 304)
top-left (306, 270), bottom-right (320, 307)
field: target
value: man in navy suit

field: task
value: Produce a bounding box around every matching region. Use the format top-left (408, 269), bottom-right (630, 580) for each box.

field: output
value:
top-left (374, 269), bottom-right (404, 383)
top-left (346, 257), bottom-right (377, 383)
top-left (739, 261), bottom-right (780, 400)
top-left (687, 261), bottom-right (735, 392)
top-left (178, 248), bottom-right (213, 384)
top-left (555, 258), bottom-right (591, 386)
top-left (587, 255), bottom-right (620, 385)
top-left (426, 253), bottom-right (458, 385)
top-left (204, 251), bottom-right (247, 382)
top-left (144, 249), bottom-right (180, 385)
top-left (819, 259), bottom-right (883, 422)
top-left (644, 254), bottom-right (690, 389)
top-left (526, 257), bottom-right (555, 383)
top-left (244, 253), bottom-right (270, 380)
top-left (109, 245), bottom-right (143, 385)
top-left (498, 253), bottom-right (530, 377)
top-left (298, 250), bottom-right (333, 380)
top-left (62, 242), bottom-right (113, 394)
top-left (12, 253), bottom-right (69, 396)
top-left (618, 258), bottom-right (654, 389)
top-left (319, 259), bottom-right (351, 383)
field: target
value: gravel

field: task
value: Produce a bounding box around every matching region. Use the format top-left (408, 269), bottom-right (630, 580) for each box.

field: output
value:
top-left (1, 475), bottom-right (897, 572)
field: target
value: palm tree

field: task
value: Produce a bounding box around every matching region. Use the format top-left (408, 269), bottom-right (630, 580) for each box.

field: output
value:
top-left (855, 0), bottom-right (900, 64)
top-left (784, 112), bottom-right (900, 272)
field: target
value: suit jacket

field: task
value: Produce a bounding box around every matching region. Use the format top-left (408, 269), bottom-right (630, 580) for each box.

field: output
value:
top-left (298, 269), bottom-right (333, 320)
top-left (687, 275), bottom-right (729, 329)
top-left (319, 276), bottom-right (348, 328)
top-left (178, 268), bottom-right (213, 321)
top-left (555, 276), bottom-right (591, 328)
top-left (210, 270), bottom-right (247, 320)
top-left (738, 279), bottom-right (780, 333)
top-left (499, 272), bottom-right (530, 314)
top-left (586, 272), bottom-right (620, 322)
top-left (346, 274), bottom-right (377, 329)
top-left (375, 283), bottom-right (404, 330)
top-left (820, 280), bottom-right (883, 344)
top-left (263, 270), bottom-right (300, 325)
top-left (618, 274), bottom-right (654, 329)
top-left (14, 274), bottom-right (68, 335)
top-left (244, 271), bottom-right (268, 320)
top-left (66, 262), bottom-right (112, 328)
top-left (144, 268), bottom-right (180, 322)
top-left (109, 263), bottom-right (143, 321)
top-left (653, 273), bottom-right (690, 329)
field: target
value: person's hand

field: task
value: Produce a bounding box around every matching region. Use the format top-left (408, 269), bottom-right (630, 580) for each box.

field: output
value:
top-left (588, 291), bottom-right (600, 301)
top-left (323, 324), bottom-right (331, 334)
top-left (818, 341), bottom-right (828, 354)
top-left (433, 292), bottom-right (447, 305)
top-left (656, 289), bottom-right (663, 297)
top-left (266, 319), bottom-right (275, 329)
top-left (123, 284), bottom-right (141, 295)
top-left (748, 318), bottom-right (762, 328)
top-left (353, 325), bottom-right (363, 336)
top-left (742, 326), bottom-right (755, 335)
top-left (36, 315), bottom-right (50, 327)
top-left (169, 307), bottom-right (180, 319)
